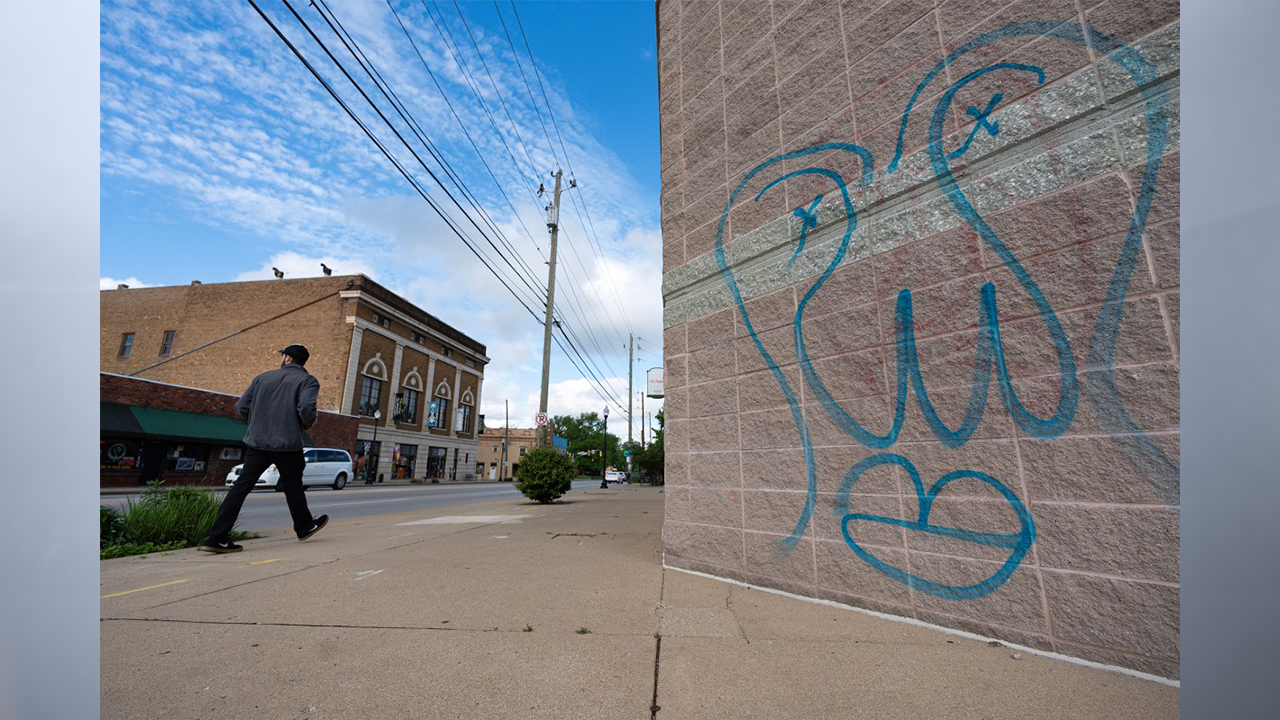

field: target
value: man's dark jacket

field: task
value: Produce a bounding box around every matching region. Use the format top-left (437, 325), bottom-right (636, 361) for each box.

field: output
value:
top-left (235, 364), bottom-right (320, 451)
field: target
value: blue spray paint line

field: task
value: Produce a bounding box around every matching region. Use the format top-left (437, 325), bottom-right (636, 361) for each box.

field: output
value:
top-left (714, 144), bottom-right (874, 549)
top-left (835, 453), bottom-right (1034, 600)
top-left (948, 92), bottom-right (1004, 160)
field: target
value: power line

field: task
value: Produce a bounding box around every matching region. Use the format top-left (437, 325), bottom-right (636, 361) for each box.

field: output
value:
top-left (250, 0), bottom-right (625, 415)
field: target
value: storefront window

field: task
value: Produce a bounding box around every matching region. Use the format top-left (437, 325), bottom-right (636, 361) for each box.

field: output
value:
top-left (165, 444), bottom-right (209, 473)
top-left (354, 440), bottom-right (381, 482)
top-left (101, 439), bottom-right (142, 472)
top-left (425, 446), bottom-right (447, 478)
top-left (393, 444), bottom-right (418, 479)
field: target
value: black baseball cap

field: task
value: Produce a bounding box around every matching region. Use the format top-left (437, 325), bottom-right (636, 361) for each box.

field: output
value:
top-left (279, 344), bottom-right (310, 366)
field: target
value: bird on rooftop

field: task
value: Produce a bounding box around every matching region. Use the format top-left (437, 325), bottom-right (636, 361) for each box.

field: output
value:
top-left (273, 267), bottom-right (284, 279)
top-left (321, 263), bottom-right (332, 276)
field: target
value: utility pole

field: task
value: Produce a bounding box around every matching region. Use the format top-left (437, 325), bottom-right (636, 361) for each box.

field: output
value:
top-left (502, 399), bottom-right (509, 481)
top-left (640, 389), bottom-right (646, 448)
top-left (627, 333), bottom-right (634, 446)
top-left (536, 170), bottom-right (564, 448)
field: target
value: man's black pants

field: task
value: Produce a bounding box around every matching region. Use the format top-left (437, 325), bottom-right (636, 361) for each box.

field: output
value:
top-left (206, 448), bottom-right (315, 542)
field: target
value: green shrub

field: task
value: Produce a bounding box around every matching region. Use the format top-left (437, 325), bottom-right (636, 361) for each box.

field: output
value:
top-left (514, 448), bottom-right (575, 503)
top-left (119, 484), bottom-right (225, 547)
top-left (101, 540), bottom-right (185, 560)
top-left (101, 506), bottom-right (124, 548)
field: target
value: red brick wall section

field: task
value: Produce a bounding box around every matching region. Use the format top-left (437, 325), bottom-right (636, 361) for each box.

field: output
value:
top-left (101, 374), bottom-right (360, 486)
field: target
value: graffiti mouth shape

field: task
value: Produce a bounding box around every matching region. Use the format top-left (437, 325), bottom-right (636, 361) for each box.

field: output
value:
top-left (837, 454), bottom-right (1034, 601)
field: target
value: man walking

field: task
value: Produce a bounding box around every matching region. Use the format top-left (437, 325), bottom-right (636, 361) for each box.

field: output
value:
top-left (200, 344), bottom-right (329, 553)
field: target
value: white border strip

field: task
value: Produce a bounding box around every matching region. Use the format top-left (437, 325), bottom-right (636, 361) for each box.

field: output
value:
top-left (663, 561), bottom-right (1179, 688)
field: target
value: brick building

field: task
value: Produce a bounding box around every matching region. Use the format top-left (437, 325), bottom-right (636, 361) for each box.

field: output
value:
top-left (476, 426), bottom-right (538, 481)
top-left (100, 373), bottom-right (359, 488)
top-left (101, 274), bottom-right (488, 483)
top-left (658, 1), bottom-right (1179, 678)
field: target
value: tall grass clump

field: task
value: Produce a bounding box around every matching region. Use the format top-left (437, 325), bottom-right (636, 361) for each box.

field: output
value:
top-left (101, 481), bottom-right (250, 559)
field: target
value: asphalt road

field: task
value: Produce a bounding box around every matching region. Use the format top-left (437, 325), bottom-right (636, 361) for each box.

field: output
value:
top-left (100, 479), bottom-right (607, 533)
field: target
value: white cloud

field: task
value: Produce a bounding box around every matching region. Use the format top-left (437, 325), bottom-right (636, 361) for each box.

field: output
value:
top-left (234, 251), bottom-right (379, 282)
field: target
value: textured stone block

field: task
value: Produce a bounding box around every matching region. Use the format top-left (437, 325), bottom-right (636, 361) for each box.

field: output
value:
top-left (799, 301), bottom-right (881, 359)
top-left (847, 11), bottom-right (944, 102)
top-left (665, 520), bottom-right (745, 571)
top-left (688, 307), bottom-right (736, 352)
top-left (688, 343), bottom-right (737, 383)
top-left (744, 531), bottom-right (816, 588)
top-left (908, 552), bottom-right (1048, 633)
top-left (726, 65), bottom-right (782, 146)
top-left (895, 380), bottom-right (1016, 443)
top-left (689, 377), bottom-right (739, 418)
top-left (906, 494), bottom-right (1033, 564)
top-left (979, 172), bottom-right (1134, 268)
top-left (1032, 503), bottom-right (1179, 582)
top-left (1020, 432), bottom-right (1179, 505)
top-left (689, 413), bottom-right (741, 452)
top-left (665, 450), bottom-right (691, 487)
top-left (1146, 219), bottom-right (1178, 290)
top-left (878, 271), bottom-right (987, 341)
top-left (666, 352), bottom-right (688, 390)
top-left (666, 386), bottom-right (690, 422)
top-left (815, 538), bottom-right (913, 604)
top-left (665, 485), bottom-right (692, 522)
top-left (688, 450), bottom-right (743, 489)
top-left (843, 0), bottom-right (935, 66)
top-left (741, 447), bottom-right (806, 491)
top-left (667, 417), bottom-right (691, 453)
top-left (735, 324), bottom-right (797, 374)
top-left (804, 394), bottom-right (897, 447)
top-left (690, 486), bottom-right (744, 526)
top-left (812, 444), bottom-right (899, 494)
top-left (665, 324), bottom-right (689, 357)
top-left (737, 363), bottom-right (800, 413)
top-left (743, 489), bottom-right (813, 535)
top-left (735, 286), bottom-right (796, 337)
top-left (808, 347), bottom-right (888, 402)
top-left (1044, 571), bottom-right (1179, 661)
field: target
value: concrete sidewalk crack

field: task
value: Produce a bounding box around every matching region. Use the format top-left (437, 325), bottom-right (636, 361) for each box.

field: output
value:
top-left (130, 558), bottom-right (343, 612)
top-left (726, 585), bottom-right (750, 645)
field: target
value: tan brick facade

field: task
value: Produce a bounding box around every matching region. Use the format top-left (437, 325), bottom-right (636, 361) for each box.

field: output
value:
top-left (658, 0), bottom-right (1179, 679)
top-left (102, 274), bottom-right (488, 482)
top-left (476, 426), bottom-right (538, 481)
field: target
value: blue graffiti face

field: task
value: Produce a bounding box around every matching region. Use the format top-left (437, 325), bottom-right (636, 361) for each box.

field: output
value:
top-left (711, 21), bottom-right (1172, 599)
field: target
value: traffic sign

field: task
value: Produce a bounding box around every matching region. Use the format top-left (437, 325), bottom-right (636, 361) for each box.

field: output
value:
top-left (534, 412), bottom-right (548, 426)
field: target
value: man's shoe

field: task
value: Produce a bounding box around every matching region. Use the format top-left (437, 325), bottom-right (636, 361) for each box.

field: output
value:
top-left (298, 514), bottom-right (329, 541)
top-left (198, 540), bottom-right (243, 554)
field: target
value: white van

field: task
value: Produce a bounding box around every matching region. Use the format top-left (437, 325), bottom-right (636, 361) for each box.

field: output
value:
top-left (224, 448), bottom-right (354, 491)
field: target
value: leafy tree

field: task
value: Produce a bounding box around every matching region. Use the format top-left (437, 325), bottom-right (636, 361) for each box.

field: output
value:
top-left (634, 410), bottom-right (664, 484)
top-left (514, 447), bottom-right (576, 503)
top-left (551, 411), bottom-right (621, 477)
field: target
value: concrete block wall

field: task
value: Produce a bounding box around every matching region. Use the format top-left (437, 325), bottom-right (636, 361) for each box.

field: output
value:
top-left (658, 0), bottom-right (1179, 679)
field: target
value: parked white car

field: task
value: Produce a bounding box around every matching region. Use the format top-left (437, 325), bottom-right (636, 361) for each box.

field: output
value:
top-left (605, 469), bottom-right (627, 483)
top-left (225, 448), bottom-right (353, 491)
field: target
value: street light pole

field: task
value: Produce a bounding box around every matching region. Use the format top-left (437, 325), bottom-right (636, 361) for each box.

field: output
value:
top-left (599, 406), bottom-right (609, 489)
top-left (369, 408), bottom-right (382, 484)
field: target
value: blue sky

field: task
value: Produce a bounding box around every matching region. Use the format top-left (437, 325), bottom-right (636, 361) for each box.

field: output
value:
top-left (101, 0), bottom-right (663, 439)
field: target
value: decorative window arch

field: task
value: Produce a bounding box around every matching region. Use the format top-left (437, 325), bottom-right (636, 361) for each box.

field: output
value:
top-left (434, 381), bottom-right (452, 398)
top-left (362, 354), bottom-right (388, 380)
top-left (402, 367), bottom-right (423, 391)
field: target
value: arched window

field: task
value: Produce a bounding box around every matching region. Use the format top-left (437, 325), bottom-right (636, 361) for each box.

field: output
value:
top-left (429, 381), bottom-right (452, 430)
top-left (359, 355), bottom-right (388, 417)
top-left (458, 389), bottom-right (475, 434)
top-left (397, 368), bottom-right (423, 424)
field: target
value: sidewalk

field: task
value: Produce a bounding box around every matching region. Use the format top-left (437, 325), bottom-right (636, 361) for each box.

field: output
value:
top-left (100, 486), bottom-right (1178, 719)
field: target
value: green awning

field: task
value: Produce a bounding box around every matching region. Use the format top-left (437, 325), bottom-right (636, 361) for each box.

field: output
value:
top-left (100, 403), bottom-right (249, 443)
top-left (100, 402), bottom-right (144, 435)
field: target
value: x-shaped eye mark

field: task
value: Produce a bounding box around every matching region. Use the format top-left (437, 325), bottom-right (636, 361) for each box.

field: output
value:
top-left (789, 195), bottom-right (823, 269)
top-left (948, 92), bottom-right (1003, 160)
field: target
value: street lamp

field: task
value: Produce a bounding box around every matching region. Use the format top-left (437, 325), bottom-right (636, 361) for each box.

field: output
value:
top-left (368, 408), bottom-right (382, 484)
top-left (600, 406), bottom-right (609, 489)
